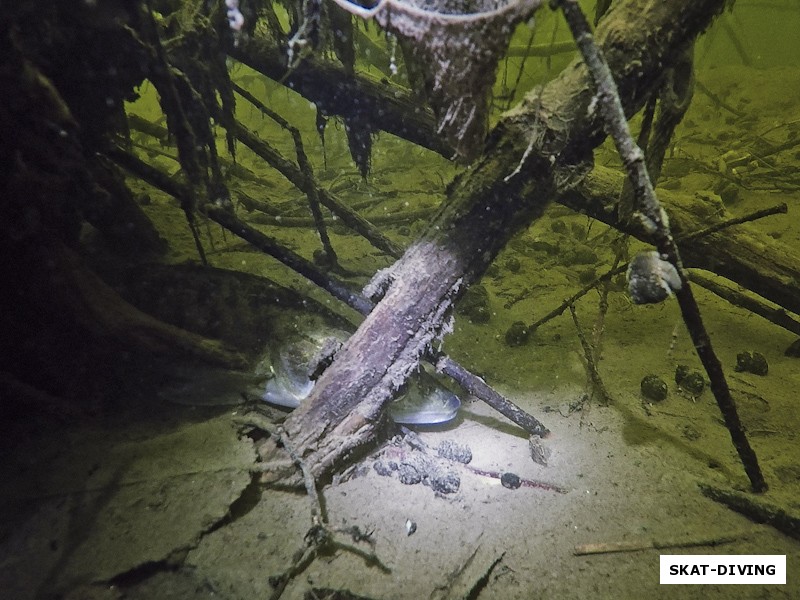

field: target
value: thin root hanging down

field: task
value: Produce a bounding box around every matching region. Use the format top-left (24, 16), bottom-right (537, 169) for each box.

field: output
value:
top-left (324, 0), bottom-right (545, 161)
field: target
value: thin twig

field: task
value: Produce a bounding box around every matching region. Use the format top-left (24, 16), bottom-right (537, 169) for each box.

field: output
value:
top-left (694, 79), bottom-right (745, 118)
top-left (230, 119), bottom-right (404, 257)
top-left (569, 304), bottom-right (610, 405)
top-left (573, 533), bottom-right (743, 556)
top-left (680, 202), bottom-right (787, 242)
top-left (232, 82), bottom-right (339, 268)
top-left (104, 145), bottom-right (374, 315)
top-left (552, 0), bottom-right (766, 491)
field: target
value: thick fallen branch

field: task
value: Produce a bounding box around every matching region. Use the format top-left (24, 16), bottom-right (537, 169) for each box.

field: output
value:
top-left (227, 12), bottom-right (800, 324)
top-left (227, 37), bottom-right (452, 157)
top-left (562, 167), bottom-right (800, 316)
top-left (227, 10), bottom-right (800, 325)
top-left (108, 146), bottom-right (549, 438)
top-left (277, 0), bottom-right (731, 478)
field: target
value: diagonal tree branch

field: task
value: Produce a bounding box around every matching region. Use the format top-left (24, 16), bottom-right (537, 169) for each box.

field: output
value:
top-left (277, 0), bottom-right (731, 478)
top-left (552, 0), bottom-right (766, 492)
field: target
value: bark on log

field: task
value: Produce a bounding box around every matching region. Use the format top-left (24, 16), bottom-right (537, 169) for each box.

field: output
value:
top-left (278, 0), bottom-right (729, 478)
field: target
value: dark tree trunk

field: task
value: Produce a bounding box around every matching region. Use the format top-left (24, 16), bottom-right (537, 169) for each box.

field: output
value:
top-left (278, 0), bottom-right (728, 478)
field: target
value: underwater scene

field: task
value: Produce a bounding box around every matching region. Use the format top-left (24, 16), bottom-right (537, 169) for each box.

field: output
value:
top-left (1, 0), bottom-right (799, 598)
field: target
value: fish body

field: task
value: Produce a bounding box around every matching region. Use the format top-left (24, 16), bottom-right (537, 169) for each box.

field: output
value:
top-left (262, 325), bottom-right (460, 425)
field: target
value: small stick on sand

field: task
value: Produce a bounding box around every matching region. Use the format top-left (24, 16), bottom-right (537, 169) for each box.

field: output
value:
top-left (574, 533), bottom-right (744, 556)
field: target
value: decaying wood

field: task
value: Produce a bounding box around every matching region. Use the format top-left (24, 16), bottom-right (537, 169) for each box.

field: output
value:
top-left (228, 35), bottom-right (453, 158)
top-left (530, 200), bottom-right (791, 334)
top-left (699, 483), bottom-right (800, 541)
top-left (109, 145), bottom-right (551, 438)
top-left (231, 25), bottom-right (800, 322)
top-left (106, 144), bottom-right (376, 317)
top-left (276, 0), bottom-right (730, 479)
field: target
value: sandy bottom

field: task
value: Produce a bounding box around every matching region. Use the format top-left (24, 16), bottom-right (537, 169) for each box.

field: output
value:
top-left (2, 297), bottom-right (798, 599)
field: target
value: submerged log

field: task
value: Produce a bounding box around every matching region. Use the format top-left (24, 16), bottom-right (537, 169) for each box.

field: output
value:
top-left (277, 0), bottom-right (729, 478)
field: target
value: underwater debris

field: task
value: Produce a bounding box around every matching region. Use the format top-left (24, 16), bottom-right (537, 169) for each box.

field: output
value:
top-left (626, 251), bottom-right (682, 305)
top-left (734, 351), bottom-right (769, 376)
top-left (261, 323), bottom-right (461, 425)
top-left (675, 366), bottom-right (705, 396)
top-left (640, 374), bottom-right (668, 403)
top-left (405, 519), bottom-right (417, 536)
